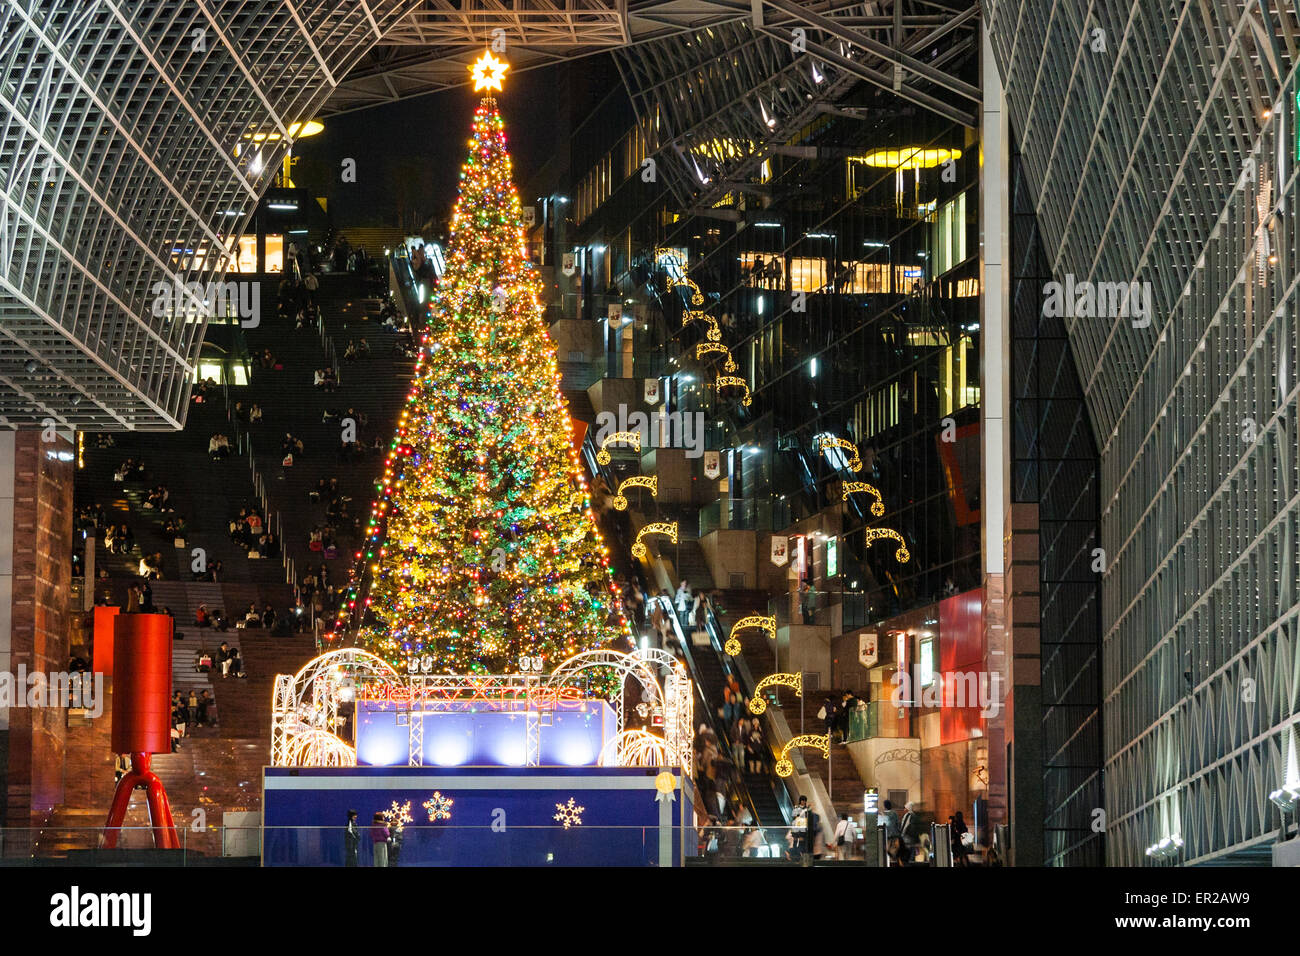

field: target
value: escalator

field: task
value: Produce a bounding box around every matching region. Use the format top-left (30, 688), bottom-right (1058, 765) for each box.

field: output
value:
top-left (649, 595), bottom-right (792, 828)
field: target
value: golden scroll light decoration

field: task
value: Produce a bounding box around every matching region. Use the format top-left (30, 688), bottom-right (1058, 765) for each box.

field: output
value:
top-left (715, 375), bottom-right (752, 407)
top-left (696, 341), bottom-right (738, 372)
top-left (775, 734), bottom-right (830, 778)
top-left (842, 481), bottom-right (886, 517)
top-left (748, 672), bottom-right (802, 715)
top-left (613, 475), bottom-right (657, 511)
top-left (864, 527), bottom-right (910, 563)
top-left (819, 436), bottom-right (862, 472)
top-left (676, 278), bottom-right (705, 307)
top-left (632, 521), bottom-right (677, 560)
top-left (683, 309), bottom-right (722, 341)
top-left (596, 430), bottom-right (641, 465)
top-left (724, 614), bottom-right (776, 656)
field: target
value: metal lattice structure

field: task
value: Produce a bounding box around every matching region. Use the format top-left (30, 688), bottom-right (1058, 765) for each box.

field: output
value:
top-left (633, 646), bottom-right (693, 776)
top-left (324, 1), bottom-right (743, 114)
top-left (388, 673), bottom-right (550, 766)
top-left (0, 0), bottom-right (420, 428)
top-left (546, 647), bottom-right (665, 738)
top-left (986, 0), bottom-right (1300, 864)
top-left (614, 2), bottom-right (980, 210)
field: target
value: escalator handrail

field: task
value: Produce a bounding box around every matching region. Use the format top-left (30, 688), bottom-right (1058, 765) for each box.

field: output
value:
top-left (646, 595), bottom-right (762, 824)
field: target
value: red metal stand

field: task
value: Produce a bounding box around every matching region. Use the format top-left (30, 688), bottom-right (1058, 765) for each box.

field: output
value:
top-left (102, 613), bottom-right (180, 850)
top-left (101, 752), bottom-right (180, 849)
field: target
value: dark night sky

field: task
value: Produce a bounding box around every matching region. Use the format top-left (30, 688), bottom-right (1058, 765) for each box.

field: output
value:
top-left (291, 60), bottom-right (581, 235)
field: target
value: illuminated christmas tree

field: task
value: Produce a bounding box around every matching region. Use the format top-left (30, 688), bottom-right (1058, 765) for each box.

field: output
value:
top-left (333, 53), bottom-right (627, 673)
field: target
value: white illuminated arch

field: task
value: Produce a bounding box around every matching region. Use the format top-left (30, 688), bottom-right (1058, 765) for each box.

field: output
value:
top-left (284, 728), bottom-right (358, 767)
top-left (598, 730), bottom-right (670, 767)
top-left (271, 648), bottom-right (403, 767)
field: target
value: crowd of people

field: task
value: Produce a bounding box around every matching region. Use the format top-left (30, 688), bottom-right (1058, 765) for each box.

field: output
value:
top-left (607, 571), bottom-right (721, 656)
top-left (277, 272), bottom-right (319, 328)
top-left (112, 457), bottom-right (147, 483)
top-left (231, 401), bottom-right (263, 426)
top-left (134, 551), bottom-right (164, 580)
top-left (229, 504), bottom-right (278, 558)
top-left (167, 688), bottom-right (215, 750)
top-left (818, 689), bottom-right (869, 745)
top-left (103, 523), bottom-right (136, 556)
top-left (142, 484), bottom-right (173, 513)
top-left (194, 596), bottom-right (295, 637)
top-left (876, 799), bottom-right (994, 866)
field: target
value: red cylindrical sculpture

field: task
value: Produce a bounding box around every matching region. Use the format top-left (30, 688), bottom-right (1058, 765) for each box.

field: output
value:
top-left (103, 613), bottom-right (179, 850)
top-left (91, 605), bottom-right (120, 677)
top-left (110, 613), bottom-right (173, 755)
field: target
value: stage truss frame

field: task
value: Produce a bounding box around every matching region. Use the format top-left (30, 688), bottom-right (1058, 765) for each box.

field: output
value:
top-left (272, 648), bottom-right (693, 772)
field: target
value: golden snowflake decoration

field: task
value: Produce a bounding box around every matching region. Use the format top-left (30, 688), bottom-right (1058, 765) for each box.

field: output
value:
top-left (383, 800), bottom-right (414, 831)
top-left (423, 791), bottom-right (454, 822)
top-left (553, 797), bottom-right (585, 829)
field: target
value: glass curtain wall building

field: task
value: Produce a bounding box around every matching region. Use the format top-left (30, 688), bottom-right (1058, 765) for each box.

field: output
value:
top-left (1009, 145), bottom-right (1104, 867)
top-left (988, 1), bottom-right (1300, 863)
top-left (527, 20), bottom-right (997, 830)
top-left (548, 67), bottom-right (981, 647)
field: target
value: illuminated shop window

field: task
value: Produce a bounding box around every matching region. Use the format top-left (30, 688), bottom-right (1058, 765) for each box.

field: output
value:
top-left (264, 234), bottom-right (284, 273)
top-left (933, 192), bottom-right (968, 274)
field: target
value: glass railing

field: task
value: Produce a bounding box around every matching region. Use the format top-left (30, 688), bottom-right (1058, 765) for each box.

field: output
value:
top-left (547, 292), bottom-right (632, 321)
top-left (698, 498), bottom-right (775, 536)
top-left (846, 700), bottom-right (912, 742)
top-left (0, 825), bottom-right (868, 866)
top-left (690, 825), bottom-right (869, 862)
top-left (0, 826), bottom-right (233, 866)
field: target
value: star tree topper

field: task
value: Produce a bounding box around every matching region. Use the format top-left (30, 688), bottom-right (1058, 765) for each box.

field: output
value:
top-left (470, 50), bottom-right (509, 92)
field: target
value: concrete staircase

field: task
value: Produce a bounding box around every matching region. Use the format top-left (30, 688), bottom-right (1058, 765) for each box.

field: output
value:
top-left (234, 273), bottom-right (415, 630)
top-left (208, 633), bottom-right (316, 739)
top-left (802, 689), bottom-right (869, 818)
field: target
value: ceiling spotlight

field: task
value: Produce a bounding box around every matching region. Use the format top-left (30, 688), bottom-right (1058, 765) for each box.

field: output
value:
top-left (1144, 835), bottom-right (1184, 860)
top-left (24, 359), bottom-right (39, 374)
top-left (69, 393), bottom-right (82, 405)
top-left (1269, 785), bottom-right (1300, 810)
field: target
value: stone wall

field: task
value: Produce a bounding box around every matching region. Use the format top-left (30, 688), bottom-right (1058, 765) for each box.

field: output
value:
top-left (2, 429), bottom-right (75, 828)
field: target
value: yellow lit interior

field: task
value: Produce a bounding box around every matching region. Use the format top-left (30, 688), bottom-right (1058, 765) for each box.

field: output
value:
top-left (849, 147), bottom-right (962, 170)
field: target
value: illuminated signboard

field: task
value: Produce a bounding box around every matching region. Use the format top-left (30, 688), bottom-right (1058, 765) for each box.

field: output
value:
top-left (864, 788), bottom-right (879, 814)
top-left (919, 637), bottom-right (935, 688)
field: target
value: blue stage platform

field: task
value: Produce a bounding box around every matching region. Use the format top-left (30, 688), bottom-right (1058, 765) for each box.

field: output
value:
top-left (262, 766), bottom-right (688, 866)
